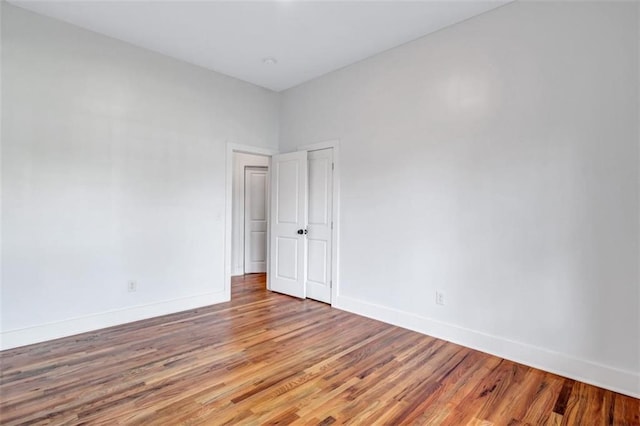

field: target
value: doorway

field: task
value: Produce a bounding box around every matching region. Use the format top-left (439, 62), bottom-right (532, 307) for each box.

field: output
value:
top-left (225, 144), bottom-right (277, 302)
top-left (225, 141), bottom-right (339, 304)
top-left (231, 152), bottom-right (269, 277)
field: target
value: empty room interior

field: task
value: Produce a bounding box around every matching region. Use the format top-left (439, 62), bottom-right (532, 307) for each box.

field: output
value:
top-left (1, 0), bottom-right (639, 424)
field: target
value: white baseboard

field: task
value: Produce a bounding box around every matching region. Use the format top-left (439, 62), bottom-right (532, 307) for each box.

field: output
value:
top-left (0, 291), bottom-right (229, 351)
top-left (333, 294), bottom-right (640, 399)
top-left (231, 266), bottom-right (244, 277)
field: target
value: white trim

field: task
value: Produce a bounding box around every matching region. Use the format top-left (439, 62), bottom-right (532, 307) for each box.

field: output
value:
top-left (0, 291), bottom-right (227, 350)
top-left (333, 294), bottom-right (640, 399)
top-left (297, 140), bottom-right (341, 306)
top-left (231, 267), bottom-right (245, 277)
top-left (224, 143), bottom-right (276, 297)
top-left (228, 143), bottom-right (278, 158)
top-left (297, 139), bottom-right (340, 152)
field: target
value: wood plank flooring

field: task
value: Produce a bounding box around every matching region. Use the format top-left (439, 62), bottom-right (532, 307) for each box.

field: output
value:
top-left (1, 274), bottom-right (638, 425)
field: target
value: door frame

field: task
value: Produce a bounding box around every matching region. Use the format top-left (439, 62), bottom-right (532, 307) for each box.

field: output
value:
top-left (224, 140), bottom-right (340, 305)
top-left (297, 140), bottom-right (341, 306)
top-left (225, 143), bottom-right (277, 301)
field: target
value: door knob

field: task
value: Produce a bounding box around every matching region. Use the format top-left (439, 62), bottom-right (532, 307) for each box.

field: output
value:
top-left (297, 229), bottom-right (304, 235)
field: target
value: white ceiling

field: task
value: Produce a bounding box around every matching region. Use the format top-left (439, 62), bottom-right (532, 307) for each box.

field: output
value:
top-left (10, 1), bottom-right (509, 92)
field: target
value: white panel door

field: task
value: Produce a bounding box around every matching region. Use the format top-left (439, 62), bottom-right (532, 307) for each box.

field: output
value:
top-left (306, 149), bottom-right (333, 303)
top-left (244, 167), bottom-right (268, 273)
top-left (270, 151), bottom-right (308, 298)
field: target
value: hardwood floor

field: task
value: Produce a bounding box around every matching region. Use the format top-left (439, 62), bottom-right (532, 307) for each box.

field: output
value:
top-left (1, 274), bottom-right (638, 425)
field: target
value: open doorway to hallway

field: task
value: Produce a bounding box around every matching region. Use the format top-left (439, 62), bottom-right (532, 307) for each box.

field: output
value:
top-left (231, 152), bottom-right (270, 292)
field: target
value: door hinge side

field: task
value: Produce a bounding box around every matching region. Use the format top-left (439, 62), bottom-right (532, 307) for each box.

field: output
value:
top-left (332, 162), bottom-right (334, 171)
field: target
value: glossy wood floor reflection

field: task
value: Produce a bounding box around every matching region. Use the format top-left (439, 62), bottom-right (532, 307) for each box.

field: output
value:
top-left (1, 274), bottom-right (638, 425)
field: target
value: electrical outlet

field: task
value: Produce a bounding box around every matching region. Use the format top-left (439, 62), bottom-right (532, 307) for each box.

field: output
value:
top-left (435, 291), bottom-right (445, 306)
top-left (128, 281), bottom-right (137, 292)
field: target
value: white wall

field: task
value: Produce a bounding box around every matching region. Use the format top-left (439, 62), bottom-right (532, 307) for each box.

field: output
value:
top-left (0, 1), bottom-right (4, 342)
top-left (231, 152), bottom-right (269, 276)
top-left (280, 1), bottom-right (640, 396)
top-left (1, 3), bottom-right (279, 348)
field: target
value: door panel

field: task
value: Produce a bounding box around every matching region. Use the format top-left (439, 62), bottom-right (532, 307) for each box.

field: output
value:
top-left (270, 151), bottom-right (307, 298)
top-left (244, 167), bottom-right (268, 273)
top-left (276, 160), bottom-right (300, 224)
top-left (306, 148), bottom-right (333, 303)
top-left (308, 157), bottom-right (330, 225)
top-left (276, 237), bottom-right (298, 280)
top-left (249, 231), bottom-right (266, 263)
top-left (307, 239), bottom-right (327, 283)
